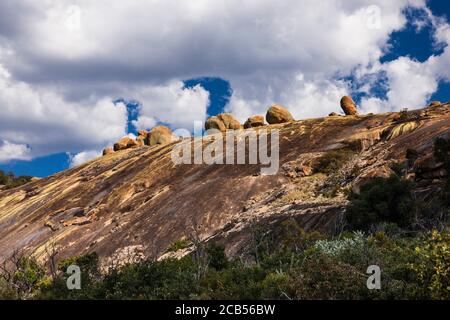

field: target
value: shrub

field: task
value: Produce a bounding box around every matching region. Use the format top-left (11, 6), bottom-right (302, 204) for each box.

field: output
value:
top-left (410, 230), bottom-right (450, 299)
top-left (0, 255), bottom-right (45, 299)
top-left (314, 231), bottom-right (366, 258)
top-left (315, 149), bottom-right (354, 175)
top-left (346, 175), bottom-right (414, 231)
top-left (284, 252), bottom-right (368, 300)
top-left (206, 243), bottom-right (229, 270)
top-left (0, 170), bottom-right (33, 190)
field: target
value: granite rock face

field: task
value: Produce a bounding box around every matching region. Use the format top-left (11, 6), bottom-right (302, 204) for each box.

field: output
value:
top-left (1, 103), bottom-right (450, 264)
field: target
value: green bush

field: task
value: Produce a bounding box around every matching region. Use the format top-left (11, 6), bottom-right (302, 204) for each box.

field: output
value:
top-left (315, 149), bottom-right (354, 175)
top-left (4, 227), bottom-right (449, 300)
top-left (206, 243), bottom-right (229, 270)
top-left (0, 170), bottom-right (32, 190)
top-left (410, 230), bottom-right (450, 300)
top-left (346, 175), bottom-right (414, 231)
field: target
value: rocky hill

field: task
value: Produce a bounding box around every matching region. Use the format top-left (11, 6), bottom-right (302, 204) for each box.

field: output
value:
top-left (1, 102), bottom-right (450, 265)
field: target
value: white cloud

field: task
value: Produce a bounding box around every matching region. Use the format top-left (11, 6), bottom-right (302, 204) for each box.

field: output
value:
top-left (69, 149), bottom-right (101, 167)
top-left (0, 64), bottom-right (128, 158)
top-left (383, 57), bottom-right (438, 109)
top-left (132, 81), bottom-right (210, 131)
top-left (0, 140), bottom-right (31, 163)
top-left (3, 0), bottom-right (450, 166)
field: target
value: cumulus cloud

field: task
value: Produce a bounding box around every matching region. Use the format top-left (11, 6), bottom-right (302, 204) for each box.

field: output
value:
top-left (132, 81), bottom-right (210, 131)
top-left (0, 140), bottom-right (31, 163)
top-left (69, 149), bottom-right (101, 167)
top-left (1, 0), bottom-right (450, 165)
top-left (0, 63), bottom-right (128, 160)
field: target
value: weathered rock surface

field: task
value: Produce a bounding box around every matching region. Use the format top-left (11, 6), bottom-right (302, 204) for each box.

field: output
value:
top-left (205, 113), bottom-right (242, 132)
top-left (340, 96), bottom-right (358, 116)
top-left (266, 104), bottom-right (294, 124)
top-left (429, 101), bottom-right (442, 108)
top-left (114, 137), bottom-right (138, 151)
top-left (103, 147), bottom-right (114, 156)
top-left (1, 103), bottom-right (450, 264)
top-left (244, 115), bottom-right (265, 129)
top-left (146, 126), bottom-right (174, 146)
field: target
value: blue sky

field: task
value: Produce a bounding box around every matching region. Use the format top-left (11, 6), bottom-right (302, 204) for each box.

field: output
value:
top-left (0, 0), bottom-right (449, 177)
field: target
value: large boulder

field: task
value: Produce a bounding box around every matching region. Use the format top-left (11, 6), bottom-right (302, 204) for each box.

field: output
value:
top-left (205, 116), bottom-right (226, 132)
top-left (244, 115), bottom-right (265, 129)
top-left (136, 135), bottom-right (146, 147)
top-left (429, 101), bottom-right (441, 108)
top-left (137, 129), bottom-right (148, 138)
top-left (102, 147), bottom-right (114, 156)
top-left (205, 113), bottom-right (242, 132)
top-left (340, 96), bottom-right (358, 116)
top-left (266, 104), bottom-right (294, 124)
top-left (147, 125), bottom-right (174, 146)
top-left (114, 137), bottom-right (138, 151)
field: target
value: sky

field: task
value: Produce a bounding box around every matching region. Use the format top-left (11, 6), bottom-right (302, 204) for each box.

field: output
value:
top-left (0, 0), bottom-right (449, 177)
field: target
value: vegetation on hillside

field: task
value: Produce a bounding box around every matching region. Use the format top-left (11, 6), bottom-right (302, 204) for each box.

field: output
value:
top-left (1, 139), bottom-right (449, 300)
top-left (0, 170), bottom-right (33, 190)
top-left (1, 225), bottom-right (448, 300)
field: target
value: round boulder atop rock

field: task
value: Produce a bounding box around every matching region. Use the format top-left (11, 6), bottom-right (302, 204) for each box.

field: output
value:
top-left (147, 125), bottom-right (174, 146)
top-left (137, 129), bottom-right (148, 137)
top-left (205, 113), bottom-right (242, 132)
top-left (244, 115), bottom-right (265, 129)
top-left (340, 96), bottom-right (358, 116)
top-left (266, 104), bottom-right (294, 124)
top-left (136, 135), bottom-right (146, 146)
top-left (102, 147), bottom-right (114, 156)
top-left (429, 101), bottom-right (441, 108)
top-left (114, 137), bottom-right (138, 151)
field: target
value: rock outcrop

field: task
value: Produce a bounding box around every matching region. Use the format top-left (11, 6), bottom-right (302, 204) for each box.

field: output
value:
top-left (266, 104), bottom-right (294, 124)
top-left (102, 147), bottom-right (114, 156)
top-left (146, 125), bottom-right (174, 146)
top-left (205, 113), bottom-right (242, 132)
top-left (244, 115), bottom-right (265, 129)
top-left (1, 103), bottom-right (450, 264)
top-left (429, 101), bottom-right (441, 108)
top-left (114, 137), bottom-right (139, 151)
top-left (414, 154), bottom-right (447, 179)
top-left (340, 96), bottom-right (358, 116)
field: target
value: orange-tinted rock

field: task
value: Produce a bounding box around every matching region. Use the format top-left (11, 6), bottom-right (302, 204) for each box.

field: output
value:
top-left (266, 104), bottom-right (294, 124)
top-left (244, 115), bottom-right (265, 129)
top-left (205, 116), bottom-right (226, 132)
top-left (137, 129), bottom-right (148, 137)
top-left (102, 147), bottom-right (114, 156)
top-left (429, 101), bottom-right (441, 108)
top-left (340, 96), bottom-right (358, 116)
top-left (136, 135), bottom-right (146, 147)
top-left (205, 113), bottom-right (242, 132)
top-left (147, 126), bottom-right (174, 146)
top-left (114, 137), bottom-right (138, 151)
